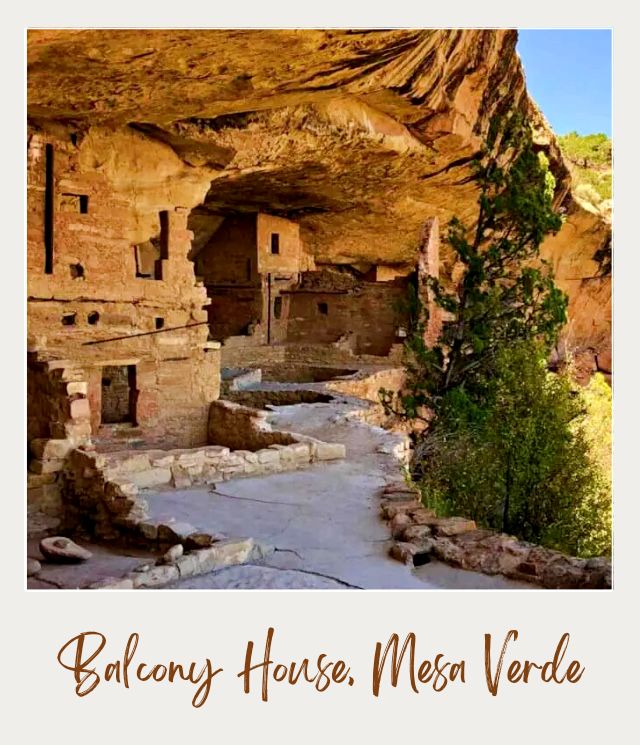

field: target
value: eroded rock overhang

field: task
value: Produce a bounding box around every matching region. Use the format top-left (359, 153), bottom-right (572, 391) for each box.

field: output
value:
top-left (27, 28), bottom-right (611, 367)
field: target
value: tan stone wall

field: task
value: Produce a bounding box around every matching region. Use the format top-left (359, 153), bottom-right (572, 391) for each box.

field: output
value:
top-left (195, 215), bottom-right (258, 286)
top-left (208, 400), bottom-right (297, 451)
top-left (195, 214), bottom-right (303, 343)
top-left (27, 125), bottom-right (219, 450)
top-left (220, 343), bottom-right (287, 369)
top-left (256, 213), bottom-right (303, 275)
top-left (286, 282), bottom-right (407, 355)
top-left (219, 340), bottom-right (404, 371)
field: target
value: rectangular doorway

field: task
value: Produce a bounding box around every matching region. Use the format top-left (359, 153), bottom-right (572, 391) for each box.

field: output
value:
top-left (101, 365), bottom-right (137, 425)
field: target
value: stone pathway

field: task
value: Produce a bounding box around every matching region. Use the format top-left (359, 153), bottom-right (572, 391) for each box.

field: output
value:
top-left (144, 396), bottom-right (533, 590)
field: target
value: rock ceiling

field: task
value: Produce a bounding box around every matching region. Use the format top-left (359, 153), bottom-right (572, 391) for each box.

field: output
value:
top-left (29, 29), bottom-right (547, 264)
top-left (27, 29), bottom-right (610, 361)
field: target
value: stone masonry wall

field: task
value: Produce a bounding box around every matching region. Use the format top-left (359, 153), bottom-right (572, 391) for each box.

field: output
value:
top-left (27, 124), bottom-right (220, 452)
top-left (219, 340), bottom-right (404, 371)
top-left (60, 399), bottom-right (346, 542)
top-left (208, 399), bottom-right (297, 450)
top-left (382, 485), bottom-right (611, 589)
top-left (194, 215), bottom-right (258, 286)
top-left (256, 213), bottom-right (305, 275)
top-left (286, 281), bottom-right (407, 356)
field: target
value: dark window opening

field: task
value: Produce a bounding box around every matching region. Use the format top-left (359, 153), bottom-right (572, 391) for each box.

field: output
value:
top-left (70, 263), bottom-right (85, 279)
top-left (70, 133), bottom-right (78, 146)
top-left (88, 311), bottom-right (100, 325)
top-left (60, 193), bottom-right (89, 214)
top-left (155, 317), bottom-right (165, 330)
top-left (134, 242), bottom-right (160, 279)
top-left (270, 233), bottom-right (280, 254)
top-left (159, 210), bottom-right (170, 259)
top-left (157, 210), bottom-right (169, 280)
top-left (273, 296), bottom-right (283, 320)
top-left (318, 302), bottom-right (328, 316)
top-left (44, 144), bottom-right (54, 274)
top-left (62, 313), bottom-right (76, 326)
top-left (101, 365), bottom-right (136, 425)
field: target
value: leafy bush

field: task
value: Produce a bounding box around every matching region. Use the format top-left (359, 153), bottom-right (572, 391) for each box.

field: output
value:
top-left (558, 131), bottom-right (611, 168)
top-left (413, 342), bottom-right (611, 557)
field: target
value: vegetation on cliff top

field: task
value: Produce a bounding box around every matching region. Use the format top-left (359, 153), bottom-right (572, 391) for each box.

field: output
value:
top-left (558, 131), bottom-right (612, 210)
top-left (382, 114), bottom-right (612, 558)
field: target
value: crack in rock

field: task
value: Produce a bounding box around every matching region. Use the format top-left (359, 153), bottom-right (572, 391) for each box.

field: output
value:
top-left (274, 547), bottom-right (304, 560)
top-left (260, 563), bottom-right (363, 589)
top-left (210, 489), bottom-right (304, 507)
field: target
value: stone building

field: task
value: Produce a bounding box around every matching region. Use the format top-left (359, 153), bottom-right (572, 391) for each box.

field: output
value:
top-left (191, 211), bottom-right (416, 364)
top-left (27, 127), bottom-right (221, 474)
top-left (284, 267), bottom-right (411, 357)
top-left (192, 213), bottom-right (307, 345)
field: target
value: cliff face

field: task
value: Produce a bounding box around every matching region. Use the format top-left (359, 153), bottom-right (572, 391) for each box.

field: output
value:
top-left (27, 29), bottom-right (611, 370)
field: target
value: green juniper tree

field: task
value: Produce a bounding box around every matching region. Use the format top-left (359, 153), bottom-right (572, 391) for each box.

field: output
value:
top-left (382, 113), bottom-right (567, 420)
top-left (382, 114), bottom-right (611, 557)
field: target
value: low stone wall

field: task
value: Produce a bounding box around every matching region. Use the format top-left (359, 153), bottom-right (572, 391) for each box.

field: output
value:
top-left (227, 389), bottom-right (335, 409)
top-left (90, 538), bottom-right (274, 589)
top-left (382, 484), bottom-right (612, 589)
top-left (260, 364), bottom-right (358, 383)
top-left (208, 399), bottom-right (299, 450)
top-left (220, 341), bottom-right (403, 372)
top-left (60, 402), bottom-right (346, 544)
top-left (101, 440), bottom-right (317, 491)
top-left (326, 367), bottom-right (406, 403)
top-left (220, 343), bottom-right (287, 370)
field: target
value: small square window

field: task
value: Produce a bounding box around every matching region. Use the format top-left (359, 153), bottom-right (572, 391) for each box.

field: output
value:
top-left (270, 233), bottom-right (280, 254)
top-left (60, 193), bottom-right (89, 214)
top-left (318, 302), bottom-right (328, 316)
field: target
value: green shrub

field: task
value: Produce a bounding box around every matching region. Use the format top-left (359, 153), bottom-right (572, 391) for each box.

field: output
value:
top-left (558, 131), bottom-right (612, 203)
top-left (413, 342), bottom-right (611, 557)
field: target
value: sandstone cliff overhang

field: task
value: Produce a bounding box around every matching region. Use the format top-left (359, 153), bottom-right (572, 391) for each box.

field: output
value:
top-left (27, 28), bottom-right (611, 365)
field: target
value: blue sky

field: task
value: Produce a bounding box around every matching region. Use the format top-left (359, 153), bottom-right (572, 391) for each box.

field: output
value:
top-left (517, 30), bottom-right (612, 137)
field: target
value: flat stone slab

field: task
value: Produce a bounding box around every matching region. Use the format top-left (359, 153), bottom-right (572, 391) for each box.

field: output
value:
top-left (163, 564), bottom-right (351, 590)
